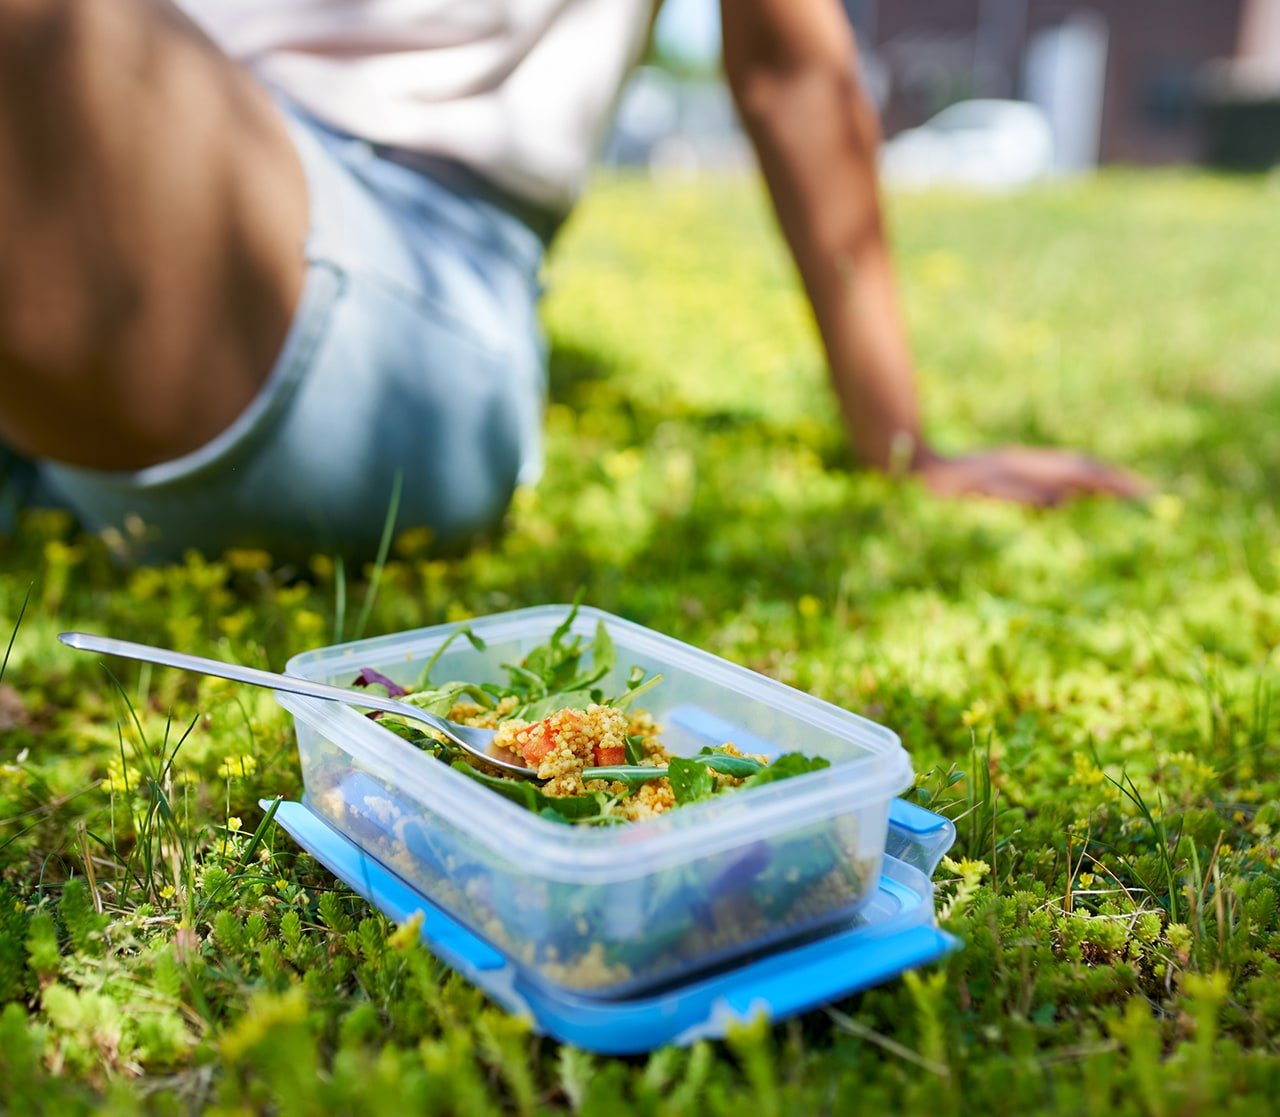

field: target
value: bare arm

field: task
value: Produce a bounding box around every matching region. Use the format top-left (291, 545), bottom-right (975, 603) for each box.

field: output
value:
top-left (720, 0), bottom-right (1145, 503)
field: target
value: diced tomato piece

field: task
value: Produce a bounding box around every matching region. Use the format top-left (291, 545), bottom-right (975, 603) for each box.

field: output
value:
top-left (522, 720), bottom-right (557, 765)
top-left (593, 744), bottom-right (626, 767)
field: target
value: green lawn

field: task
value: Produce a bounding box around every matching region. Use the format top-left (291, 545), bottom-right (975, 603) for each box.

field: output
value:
top-left (3, 171), bottom-right (1280, 1114)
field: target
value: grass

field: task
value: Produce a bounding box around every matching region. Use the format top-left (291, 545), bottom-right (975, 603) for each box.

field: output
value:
top-left (3, 169), bottom-right (1280, 1114)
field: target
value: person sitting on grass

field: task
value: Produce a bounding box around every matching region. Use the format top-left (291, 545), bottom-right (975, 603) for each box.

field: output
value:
top-left (0, 0), bottom-right (1144, 564)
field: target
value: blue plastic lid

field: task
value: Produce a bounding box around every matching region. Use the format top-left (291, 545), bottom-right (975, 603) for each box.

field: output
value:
top-left (265, 795), bottom-right (960, 1054)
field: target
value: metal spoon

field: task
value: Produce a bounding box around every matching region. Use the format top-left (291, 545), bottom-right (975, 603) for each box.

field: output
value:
top-left (58, 631), bottom-right (536, 779)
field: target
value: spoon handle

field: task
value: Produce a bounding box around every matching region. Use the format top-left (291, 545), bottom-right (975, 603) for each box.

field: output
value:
top-left (58, 631), bottom-right (415, 719)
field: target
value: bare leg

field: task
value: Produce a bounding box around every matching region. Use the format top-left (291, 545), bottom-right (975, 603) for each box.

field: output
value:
top-left (0, 0), bottom-right (308, 471)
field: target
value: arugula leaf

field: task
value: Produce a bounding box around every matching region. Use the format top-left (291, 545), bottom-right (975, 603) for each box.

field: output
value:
top-left (416, 625), bottom-right (486, 690)
top-left (499, 661), bottom-right (553, 693)
top-left (504, 596), bottom-right (623, 702)
top-left (668, 756), bottom-right (716, 805)
top-left (611, 671), bottom-right (663, 711)
top-left (741, 752), bottom-right (831, 789)
top-left (694, 748), bottom-right (766, 778)
top-left (379, 720), bottom-right (468, 765)
top-left (581, 752), bottom-right (766, 788)
top-left (591, 618), bottom-right (615, 679)
top-left (581, 766), bottom-right (663, 792)
top-left (558, 620), bottom-right (615, 693)
top-left (624, 734), bottom-right (646, 766)
top-left (522, 596), bottom-right (586, 688)
top-left (451, 762), bottom-right (610, 824)
top-left (374, 718), bottom-right (431, 744)
top-left (550, 593), bottom-right (582, 646)
top-left (403, 682), bottom-right (493, 717)
top-left (516, 689), bottom-right (597, 722)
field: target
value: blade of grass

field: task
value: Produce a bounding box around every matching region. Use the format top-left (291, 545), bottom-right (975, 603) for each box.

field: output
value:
top-left (238, 795), bottom-right (281, 869)
top-left (1106, 771), bottom-right (1182, 923)
top-left (333, 554), bottom-right (347, 644)
top-left (353, 469), bottom-right (403, 641)
top-left (0, 581), bottom-right (30, 685)
top-left (104, 666), bottom-right (158, 781)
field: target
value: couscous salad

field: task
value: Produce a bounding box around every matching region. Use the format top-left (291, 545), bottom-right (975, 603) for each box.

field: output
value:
top-left (351, 602), bottom-right (831, 825)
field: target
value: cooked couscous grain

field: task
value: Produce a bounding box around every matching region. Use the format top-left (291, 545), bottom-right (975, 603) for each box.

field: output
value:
top-left (443, 700), bottom-right (771, 821)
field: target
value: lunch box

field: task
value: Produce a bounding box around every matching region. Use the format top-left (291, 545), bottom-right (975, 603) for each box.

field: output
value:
top-left (275, 605), bottom-right (936, 1003)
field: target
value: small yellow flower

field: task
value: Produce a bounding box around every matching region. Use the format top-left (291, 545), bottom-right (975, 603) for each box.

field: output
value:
top-left (394, 525), bottom-right (436, 558)
top-left (293, 609), bottom-right (325, 637)
top-left (1068, 751), bottom-right (1106, 789)
top-left (510, 486), bottom-right (539, 513)
top-left (218, 610), bottom-right (253, 640)
top-left (962, 700), bottom-right (991, 729)
top-left (227, 817), bottom-right (243, 833)
top-left (218, 754), bottom-right (259, 780)
top-left (602, 448), bottom-right (643, 481)
top-left (42, 539), bottom-right (84, 568)
top-left (225, 548), bottom-right (272, 573)
top-left (309, 554), bottom-right (335, 581)
top-left (104, 760), bottom-right (132, 795)
top-left (797, 594), bottom-right (821, 620)
top-left (275, 878), bottom-right (290, 893)
top-left (1152, 493), bottom-right (1183, 523)
top-left (917, 250), bottom-right (965, 290)
top-left (127, 567), bottom-right (166, 601)
top-left (28, 508), bottom-right (75, 536)
top-left (276, 584), bottom-right (310, 608)
top-left (160, 885), bottom-right (176, 900)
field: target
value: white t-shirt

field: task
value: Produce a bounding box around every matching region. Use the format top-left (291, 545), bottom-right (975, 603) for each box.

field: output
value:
top-left (178, 0), bottom-right (655, 212)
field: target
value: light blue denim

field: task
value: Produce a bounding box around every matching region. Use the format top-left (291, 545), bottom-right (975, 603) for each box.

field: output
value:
top-left (15, 95), bottom-right (548, 564)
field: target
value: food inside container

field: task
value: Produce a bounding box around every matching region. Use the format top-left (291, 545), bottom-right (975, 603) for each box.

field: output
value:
top-left (280, 605), bottom-right (913, 997)
top-left (352, 605), bottom-right (836, 826)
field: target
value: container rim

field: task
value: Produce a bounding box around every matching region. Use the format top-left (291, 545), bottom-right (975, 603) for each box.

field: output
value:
top-left (282, 605), bottom-right (914, 881)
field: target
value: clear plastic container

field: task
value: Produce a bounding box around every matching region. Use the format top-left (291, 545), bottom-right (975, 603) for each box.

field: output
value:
top-left (281, 605), bottom-right (913, 998)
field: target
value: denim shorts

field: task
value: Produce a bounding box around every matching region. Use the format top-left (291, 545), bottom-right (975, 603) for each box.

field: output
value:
top-left (7, 95), bottom-right (549, 564)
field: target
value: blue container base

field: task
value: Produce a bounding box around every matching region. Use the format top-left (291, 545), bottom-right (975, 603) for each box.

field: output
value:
top-left (267, 797), bottom-right (960, 1054)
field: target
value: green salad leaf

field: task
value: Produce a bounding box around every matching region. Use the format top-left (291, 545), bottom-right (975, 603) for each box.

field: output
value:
top-left (451, 762), bottom-right (619, 826)
top-left (667, 756), bottom-right (716, 805)
top-left (623, 734), bottom-right (646, 765)
top-left (415, 625), bottom-right (486, 691)
top-left (741, 752), bottom-right (831, 788)
top-left (402, 681), bottom-right (494, 717)
top-left (693, 746), bottom-right (766, 778)
top-left (609, 666), bottom-right (665, 711)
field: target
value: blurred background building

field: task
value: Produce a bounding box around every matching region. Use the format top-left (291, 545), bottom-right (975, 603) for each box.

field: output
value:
top-left (850, 0), bottom-right (1280, 170)
top-left (606, 0), bottom-right (1280, 181)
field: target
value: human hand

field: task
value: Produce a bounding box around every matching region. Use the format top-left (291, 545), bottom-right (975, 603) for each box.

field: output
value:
top-left (912, 446), bottom-right (1148, 507)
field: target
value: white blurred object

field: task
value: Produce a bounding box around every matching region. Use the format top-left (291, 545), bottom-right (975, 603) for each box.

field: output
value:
top-left (605, 68), bottom-right (681, 166)
top-left (880, 99), bottom-right (1056, 190)
top-left (1025, 12), bottom-right (1109, 174)
top-left (602, 65), bottom-right (753, 174)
